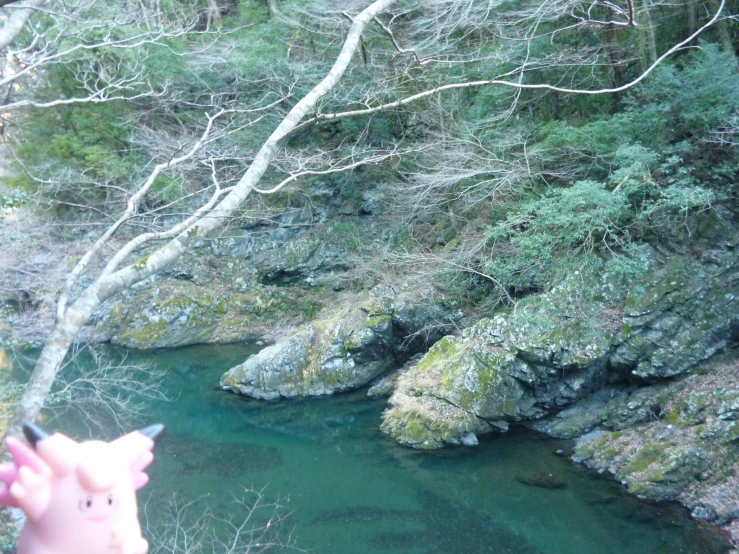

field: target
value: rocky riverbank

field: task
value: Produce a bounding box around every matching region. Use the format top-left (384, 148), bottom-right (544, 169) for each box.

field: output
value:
top-left (543, 362), bottom-right (739, 546)
top-left (372, 211), bottom-right (739, 545)
top-left (12, 179), bottom-right (736, 547)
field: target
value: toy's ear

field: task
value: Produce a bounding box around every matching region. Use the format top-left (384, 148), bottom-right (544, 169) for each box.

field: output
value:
top-left (23, 422), bottom-right (50, 449)
top-left (111, 424), bottom-right (164, 490)
top-left (23, 422), bottom-right (79, 476)
top-left (138, 424), bottom-right (165, 442)
top-left (35, 433), bottom-right (79, 477)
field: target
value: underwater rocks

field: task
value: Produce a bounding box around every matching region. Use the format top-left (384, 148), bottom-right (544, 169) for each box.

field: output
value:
top-left (310, 490), bottom-right (543, 554)
top-left (220, 287), bottom-right (458, 400)
top-left (515, 472), bottom-right (567, 490)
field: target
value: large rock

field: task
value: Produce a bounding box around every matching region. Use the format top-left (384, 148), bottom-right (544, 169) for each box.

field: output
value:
top-left (95, 280), bottom-right (226, 349)
top-left (382, 239), bottom-right (739, 449)
top-left (611, 256), bottom-right (739, 380)
top-left (253, 221), bottom-right (364, 286)
top-left (526, 383), bottom-right (673, 439)
top-left (221, 295), bottom-right (395, 399)
top-left (93, 252), bottom-right (330, 349)
top-left (209, 203), bottom-right (325, 259)
top-left (381, 276), bottom-right (616, 448)
top-left (568, 361), bottom-right (739, 546)
top-left (221, 287), bottom-right (459, 399)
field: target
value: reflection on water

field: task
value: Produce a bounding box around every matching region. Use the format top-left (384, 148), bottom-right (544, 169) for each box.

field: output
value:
top-left (13, 344), bottom-right (733, 553)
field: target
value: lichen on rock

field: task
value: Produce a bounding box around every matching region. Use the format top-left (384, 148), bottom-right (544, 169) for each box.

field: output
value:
top-left (382, 238), bottom-right (739, 450)
top-left (95, 279), bottom-right (224, 349)
top-left (381, 268), bottom-right (619, 447)
top-left (568, 361), bottom-right (739, 545)
top-left (221, 286), bottom-right (458, 399)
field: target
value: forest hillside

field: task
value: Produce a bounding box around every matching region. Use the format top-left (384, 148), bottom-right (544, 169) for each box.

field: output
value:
top-left (1, 0), bottom-right (739, 550)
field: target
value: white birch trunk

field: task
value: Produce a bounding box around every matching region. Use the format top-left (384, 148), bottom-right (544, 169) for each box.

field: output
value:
top-left (5, 0), bottom-right (398, 440)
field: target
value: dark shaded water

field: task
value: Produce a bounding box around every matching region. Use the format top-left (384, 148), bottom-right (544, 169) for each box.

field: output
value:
top-left (6, 344), bottom-right (732, 553)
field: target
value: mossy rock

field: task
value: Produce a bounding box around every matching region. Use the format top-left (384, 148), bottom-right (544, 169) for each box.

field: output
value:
top-left (96, 280), bottom-right (224, 349)
top-left (221, 289), bottom-right (452, 400)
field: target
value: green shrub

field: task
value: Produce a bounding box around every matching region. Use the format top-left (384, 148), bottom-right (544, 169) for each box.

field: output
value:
top-left (485, 180), bottom-right (632, 290)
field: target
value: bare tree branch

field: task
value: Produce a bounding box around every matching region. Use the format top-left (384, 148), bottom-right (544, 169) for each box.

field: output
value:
top-left (291, 0), bottom-right (725, 135)
top-left (144, 488), bottom-right (302, 554)
top-left (5, 0), bottom-right (398, 442)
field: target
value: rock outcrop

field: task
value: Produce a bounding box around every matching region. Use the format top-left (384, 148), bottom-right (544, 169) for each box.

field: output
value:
top-left (93, 258), bottom-right (322, 349)
top-left (381, 241), bottom-right (739, 448)
top-left (220, 286), bottom-right (459, 399)
top-left (93, 182), bottom-right (380, 349)
top-left (380, 272), bottom-right (617, 448)
top-left (94, 216), bottom-right (374, 349)
top-left (378, 210), bottom-right (739, 546)
top-left (566, 362), bottom-right (739, 545)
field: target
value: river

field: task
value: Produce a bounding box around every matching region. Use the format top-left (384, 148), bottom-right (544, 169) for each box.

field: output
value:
top-left (6, 343), bottom-right (732, 553)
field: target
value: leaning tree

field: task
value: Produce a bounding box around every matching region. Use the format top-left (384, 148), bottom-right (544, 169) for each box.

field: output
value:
top-left (1, 0), bottom-right (732, 439)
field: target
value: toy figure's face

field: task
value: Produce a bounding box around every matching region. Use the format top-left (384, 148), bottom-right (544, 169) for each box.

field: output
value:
top-left (38, 464), bottom-right (137, 537)
top-left (71, 481), bottom-right (132, 521)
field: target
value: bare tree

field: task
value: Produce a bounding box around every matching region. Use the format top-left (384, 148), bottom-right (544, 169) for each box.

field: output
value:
top-left (0, 0), bottom-right (204, 113)
top-left (43, 346), bottom-right (169, 436)
top-left (144, 488), bottom-right (301, 554)
top-left (0, 0), bottom-right (47, 51)
top-left (4, 0), bottom-right (398, 441)
top-left (2, 0), bottom-right (732, 443)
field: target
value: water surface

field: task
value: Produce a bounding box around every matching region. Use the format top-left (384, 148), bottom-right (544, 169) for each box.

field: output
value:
top-left (11, 344), bottom-right (732, 553)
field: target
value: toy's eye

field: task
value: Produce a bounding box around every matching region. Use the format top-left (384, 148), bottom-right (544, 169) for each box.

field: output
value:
top-left (86, 496), bottom-right (93, 508)
top-left (107, 494), bottom-right (114, 506)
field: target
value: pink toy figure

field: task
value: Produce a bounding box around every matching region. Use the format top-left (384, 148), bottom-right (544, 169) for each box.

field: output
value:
top-left (0, 422), bottom-right (164, 554)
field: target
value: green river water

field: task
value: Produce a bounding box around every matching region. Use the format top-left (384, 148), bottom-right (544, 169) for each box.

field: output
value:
top-left (7, 343), bottom-right (733, 553)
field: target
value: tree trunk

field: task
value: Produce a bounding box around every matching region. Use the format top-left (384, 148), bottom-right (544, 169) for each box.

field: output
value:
top-left (640, 0), bottom-right (658, 67)
top-left (207, 0), bottom-right (221, 29)
top-left (5, 308), bottom-right (89, 439)
top-left (4, 0), bottom-right (399, 442)
top-left (0, 0), bottom-right (47, 50)
top-left (605, 23), bottom-right (624, 105)
top-left (687, 0), bottom-right (698, 43)
top-left (709, 0), bottom-right (735, 56)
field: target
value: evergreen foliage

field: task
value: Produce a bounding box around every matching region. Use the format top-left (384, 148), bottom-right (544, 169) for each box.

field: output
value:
top-left (1, 0), bottom-right (738, 305)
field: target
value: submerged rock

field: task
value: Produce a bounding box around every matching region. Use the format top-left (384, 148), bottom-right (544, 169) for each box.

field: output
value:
top-left (515, 472), bottom-right (567, 490)
top-left (367, 490), bottom-right (545, 554)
